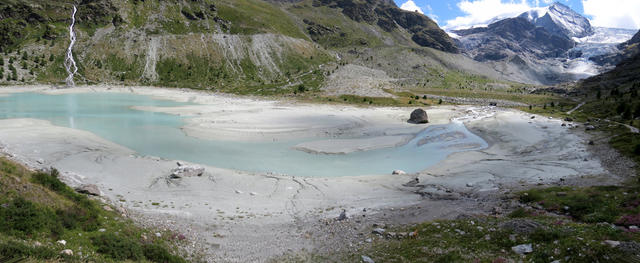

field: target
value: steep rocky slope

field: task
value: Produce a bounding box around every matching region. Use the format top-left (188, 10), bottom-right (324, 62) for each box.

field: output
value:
top-left (0, 0), bottom-right (532, 96)
top-left (452, 2), bottom-right (635, 85)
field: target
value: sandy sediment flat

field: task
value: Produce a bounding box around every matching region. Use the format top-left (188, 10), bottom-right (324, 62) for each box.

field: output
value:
top-left (0, 85), bottom-right (621, 262)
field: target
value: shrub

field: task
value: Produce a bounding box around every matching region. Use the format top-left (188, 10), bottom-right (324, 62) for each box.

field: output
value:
top-left (31, 169), bottom-right (67, 194)
top-left (93, 233), bottom-right (144, 261)
top-left (143, 244), bottom-right (187, 263)
top-left (0, 240), bottom-right (57, 259)
top-left (0, 197), bottom-right (56, 237)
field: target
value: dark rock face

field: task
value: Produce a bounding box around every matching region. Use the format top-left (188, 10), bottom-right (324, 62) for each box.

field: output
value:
top-left (454, 17), bottom-right (575, 62)
top-left (409, 108), bottom-right (429, 124)
top-left (75, 184), bottom-right (102, 196)
top-left (312, 0), bottom-right (457, 53)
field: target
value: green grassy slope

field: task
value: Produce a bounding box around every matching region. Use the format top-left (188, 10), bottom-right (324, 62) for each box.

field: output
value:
top-left (0, 157), bottom-right (188, 262)
top-left (0, 0), bottom-right (534, 101)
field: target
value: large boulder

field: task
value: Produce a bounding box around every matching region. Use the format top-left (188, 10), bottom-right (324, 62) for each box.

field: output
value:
top-left (75, 184), bottom-right (102, 196)
top-left (409, 109), bottom-right (429, 124)
top-left (170, 162), bottom-right (204, 178)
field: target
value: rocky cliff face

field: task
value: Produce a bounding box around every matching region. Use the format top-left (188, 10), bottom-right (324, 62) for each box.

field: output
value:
top-left (451, 2), bottom-right (636, 85)
top-left (454, 17), bottom-right (574, 61)
top-left (518, 3), bottom-right (593, 38)
top-left (312, 0), bottom-right (457, 53)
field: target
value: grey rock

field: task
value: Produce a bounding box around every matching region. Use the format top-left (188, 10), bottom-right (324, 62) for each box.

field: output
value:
top-left (170, 165), bottom-right (204, 178)
top-left (618, 241), bottom-right (640, 254)
top-left (361, 255), bottom-right (375, 263)
top-left (75, 184), bottom-right (102, 196)
top-left (604, 240), bottom-right (620, 247)
top-left (337, 209), bottom-right (348, 221)
top-left (60, 249), bottom-right (73, 256)
top-left (511, 243), bottom-right (533, 255)
top-left (585, 125), bottom-right (596, 130)
top-left (392, 170), bottom-right (406, 175)
top-left (372, 228), bottom-right (385, 235)
top-left (409, 109), bottom-right (429, 124)
top-left (499, 219), bottom-right (542, 234)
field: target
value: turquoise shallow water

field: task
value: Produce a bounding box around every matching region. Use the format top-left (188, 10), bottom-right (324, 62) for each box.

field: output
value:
top-left (0, 92), bottom-right (487, 177)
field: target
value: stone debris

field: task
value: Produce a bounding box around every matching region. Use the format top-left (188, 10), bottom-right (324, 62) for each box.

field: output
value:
top-left (511, 244), bottom-right (533, 255)
top-left (361, 255), bottom-right (375, 263)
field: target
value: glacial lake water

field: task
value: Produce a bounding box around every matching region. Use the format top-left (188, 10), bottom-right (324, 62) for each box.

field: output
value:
top-left (0, 92), bottom-right (487, 177)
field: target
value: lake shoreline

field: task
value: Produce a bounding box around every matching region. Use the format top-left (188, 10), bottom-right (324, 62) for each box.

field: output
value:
top-left (0, 85), bottom-right (622, 262)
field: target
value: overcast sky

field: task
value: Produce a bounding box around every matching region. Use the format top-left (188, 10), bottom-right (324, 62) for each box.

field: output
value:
top-left (394, 0), bottom-right (640, 30)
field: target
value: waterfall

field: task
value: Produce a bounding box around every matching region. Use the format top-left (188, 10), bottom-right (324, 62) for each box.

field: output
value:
top-left (64, 5), bottom-right (78, 88)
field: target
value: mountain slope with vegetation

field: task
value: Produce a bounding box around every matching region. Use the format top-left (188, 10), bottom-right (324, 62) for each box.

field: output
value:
top-left (0, 157), bottom-right (188, 262)
top-left (0, 0), bottom-right (543, 100)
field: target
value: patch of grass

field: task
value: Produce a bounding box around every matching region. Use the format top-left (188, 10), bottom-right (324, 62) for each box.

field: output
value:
top-left (357, 216), bottom-right (635, 263)
top-left (0, 197), bottom-right (59, 238)
top-left (0, 239), bottom-right (58, 260)
top-left (0, 157), bottom-right (187, 261)
top-left (92, 232), bottom-right (144, 261)
top-left (518, 185), bottom-right (639, 224)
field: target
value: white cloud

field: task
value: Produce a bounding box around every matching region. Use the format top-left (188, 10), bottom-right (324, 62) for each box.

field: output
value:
top-left (444, 0), bottom-right (533, 30)
top-left (582, 0), bottom-right (640, 29)
top-left (399, 0), bottom-right (424, 14)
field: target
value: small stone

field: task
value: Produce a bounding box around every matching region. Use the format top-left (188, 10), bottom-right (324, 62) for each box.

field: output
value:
top-left (337, 209), bottom-right (348, 221)
top-left (629, 226), bottom-right (639, 230)
top-left (235, 190), bottom-right (243, 194)
top-left (249, 192), bottom-right (258, 196)
top-left (365, 238), bottom-right (372, 243)
top-left (466, 183), bottom-right (474, 187)
top-left (531, 116), bottom-right (535, 119)
top-left (34, 241), bottom-right (42, 247)
top-left (588, 140), bottom-right (594, 145)
top-left (512, 244), bottom-right (533, 255)
top-left (585, 125), bottom-right (596, 131)
top-left (102, 205), bottom-right (113, 212)
top-left (98, 228), bottom-right (106, 232)
top-left (372, 228), bottom-right (385, 235)
top-left (604, 240), bottom-right (620, 247)
top-left (56, 240), bottom-right (66, 246)
top-left (392, 170), bottom-right (406, 175)
top-left (361, 255), bottom-right (375, 263)
top-left (155, 232), bottom-right (162, 237)
top-left (60, 249), bottom-right (73, 256)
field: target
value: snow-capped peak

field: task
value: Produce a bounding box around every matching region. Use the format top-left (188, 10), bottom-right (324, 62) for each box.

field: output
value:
top-left (518, 2), bottom-right (593, 38)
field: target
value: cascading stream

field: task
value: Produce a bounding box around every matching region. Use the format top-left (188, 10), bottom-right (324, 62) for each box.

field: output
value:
top-left (64, 5), bottom-right (78, 87)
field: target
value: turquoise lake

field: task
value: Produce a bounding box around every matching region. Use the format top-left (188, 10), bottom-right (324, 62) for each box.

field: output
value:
top-left (0, 92), bottom-right (487, 177)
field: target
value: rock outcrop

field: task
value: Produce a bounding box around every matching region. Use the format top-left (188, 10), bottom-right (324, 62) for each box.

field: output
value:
top-left (170, 162), bottom-right (205, 178)
top-left (75, 184), bottom-right (102, 196)
top-left (408, 109), bottom-right (429, 124)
